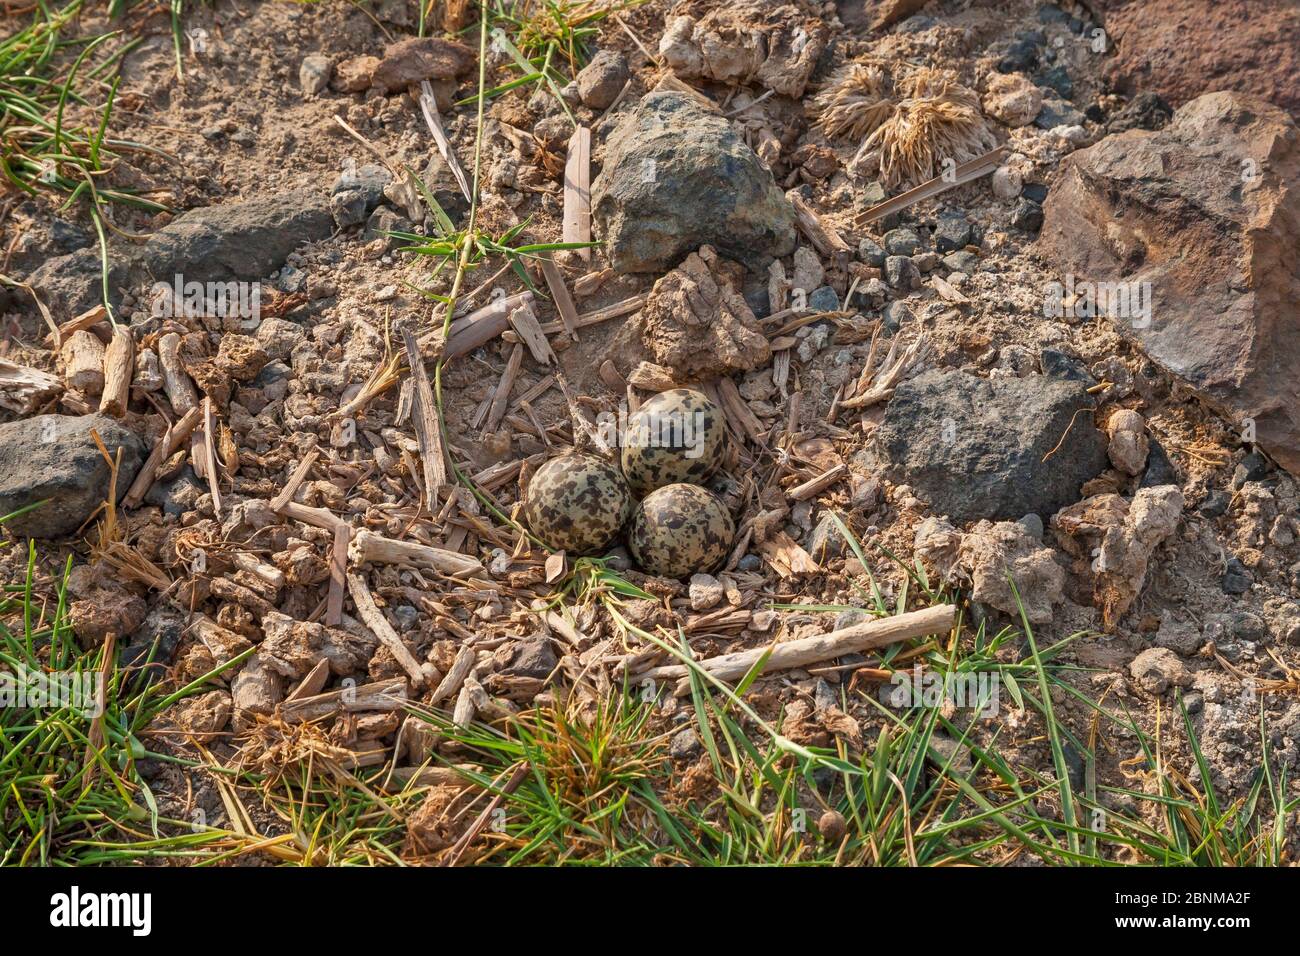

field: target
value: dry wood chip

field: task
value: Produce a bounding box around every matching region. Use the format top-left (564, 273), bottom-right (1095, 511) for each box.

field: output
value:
top-left (346, 572), bottom-right (425, 686)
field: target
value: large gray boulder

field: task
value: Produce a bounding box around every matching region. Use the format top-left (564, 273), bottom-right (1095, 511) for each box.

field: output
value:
top-left (592, 92), bottom-right (796, 274)
top-left (0, 414), bottom-right (145, 539)
top-left (28, 188), bottom-right (335, 317)
top-left (1038, 92), bottom-right (1300, 476)
top-left (877, 370), bottom-right (1108, 523)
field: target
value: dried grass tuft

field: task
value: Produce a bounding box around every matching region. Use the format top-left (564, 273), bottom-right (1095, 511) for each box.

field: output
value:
top-left (813, 60), bottom-right (896, 141)
top-left (818, 61), bottom-right (997, 190)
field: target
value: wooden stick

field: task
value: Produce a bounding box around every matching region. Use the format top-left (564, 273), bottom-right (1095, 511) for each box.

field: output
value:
top-left (538, 293), bottom-right (645, 336)
top-left (441, 291), bottom-right (534, 359)
top-left (0, 360), bottom-right (61, 414)
top-left (787, 463), bottom-right (847, 501)
top-left (285, 658), bottom-right (331, 702)
top-left (714, 376), bottom-right (766, 445)
top-left (636, 604), bottom-right (955, 692)
top-left (786, 189), bottom-right (850, 256)
top-left (325, 523), bottom-right (350, 626)
top-left (280, 500), bottom-right (347, 534)
top-left (389, 765), bottom-right (483, 788)
top-left (157, 332), bottom-right (199, 415)
top-left (123, 405), bottom-right (202, 509)
top-left (626, 361), bottom-right (677, 392)
top-left (417, 80), bottom-right (472, 204)
top-left (428, 643), bottom-right (475, 705)
top-left (61, 330), bottom-right (105, 394)
top-left (855, 145), bottom-right (1008, 226)
top-left (349, 528), bottom-right (484, 577)
top-left (270, 449), bottom-right (319, 512)
top-left (400, 324), bottom-right (449, 508)
top-left (539, 254), bottom-right (581, 340)
top-left (442, 761), bottom-right (529, 866)
top-left (507, 300), bottom-right (555, 366)
top-left (346, 572), bottom-right (425, 686)
top-left (486, 342), bottom-right (523, 432)
top-left (200, 397), bottom-right (222, 517)
top-left (98, 326), bottom-right (134, 417)
top-left (562, 126), bottom-right (591, 262)
top-left (190, 614), bottom-right (253, 664)
top-left (43, 304), bottom-right (106, 349)
top-left (282, 677), bottom-right (406, 724)
top-left (231, 551), bottom-right (286, 590)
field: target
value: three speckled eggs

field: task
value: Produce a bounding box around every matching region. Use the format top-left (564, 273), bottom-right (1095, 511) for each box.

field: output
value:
top-left (522, 388), bottom-right (735, 577)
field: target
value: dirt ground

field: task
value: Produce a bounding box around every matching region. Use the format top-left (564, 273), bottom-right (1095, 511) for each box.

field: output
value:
top-left (2, 0), bottom-right (1298, 865)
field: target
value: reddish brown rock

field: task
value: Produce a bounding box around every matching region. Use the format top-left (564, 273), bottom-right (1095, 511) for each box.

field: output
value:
top-left (637, 246), bottom-right (771, 380)
top-left (1096, 0), bottom-right (1300, 115)
top-left (1038, 92), bottom-right (1300, 476)
top-left (369, 37), bottom-right (476, 93)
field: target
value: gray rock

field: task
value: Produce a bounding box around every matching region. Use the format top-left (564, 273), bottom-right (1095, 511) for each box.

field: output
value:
top-left (299, 54), bottom-right (333, 95)
top-left (877, 370), bottom-right (1107, 522)
top-left (1222, 557), bottom-right (1253, 594)
top-left (1010, 198), bottom-right (1044, 232)
top-left (941, 250), bottom-right (978, 274)
top-left (884, 255), bottom-right (920, 288)
top-left (140, 188), bottom-right (334, 287)
top-left (51, 218), bottom-right (91, 252)
top-left (1017, 513), bottom-right (1045, 540)
top-left (1036, 65), bottom-right (1073, 99)
top-left (0, 414), bottom-right (145, 538)
top-left (834, 607), bottom-right (871, 630)
top-left (688, 572), bottom-right (724, 611)
top-left (808, 285), bottom-right (840, 312)
top-left (364, 205), bottom-right (412, 247)
top-left (858, 236), bottom-right (886, 267)
top-left (1140, 438), bottom-right (1180, 489)
top-left (882, 300), bottom-right (913, 332)
top-left (591, 92), bottom-right (796, 273)
top-left (806, 514), bottom-right (848, 560)
top-left (1232, 451), bottom-right (1269, 488)
top-left (422, 152), bottom-right (471, 223)
top-left (329, 189), bottom-right (369, 228)
top-left (576, 50), bottom-right (628, 109)
top-left (332, 162), bottom-right (392, 206)
top-left (504, 638), bottom-right (557, 679)
top-left (1040, 348), bottom-right (1095, 384)
top-left (120, 604), bottom-right (186, 675)
top-left (25, 247), bottom-right (128, 319)
top-left (1199, 489), bottom-right (1231, 518)
top-left (1129, 647), bottom-right (1191, 695)
top-left (670, 727), bottom-right (701, 759)
top-left (933, 214), bottom-right (971, 253)
top-left (884, 227), bottom-right (921, 256)
top-left (1154, 613), bottom-right (1203, 656)
top-left (1034, 95), bottom-right (1084, 129)
top-left (144, 467), bottom-right (203, 518)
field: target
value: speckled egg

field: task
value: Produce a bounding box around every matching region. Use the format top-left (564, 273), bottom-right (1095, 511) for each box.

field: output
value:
top-left (628, 483), bottom-right (735, 578)
top-left (621, 388), bottom-right (727, 495)
top-left (524, 453), bottom-right (632, 554)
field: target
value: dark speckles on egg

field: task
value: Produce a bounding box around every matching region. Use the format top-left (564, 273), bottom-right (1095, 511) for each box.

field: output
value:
top-left (628, 483), bottom-right (734, 578)
top-left (621, 388), bottom-right (726, 496)
top-left (523, 452), bottom-right (631, 554)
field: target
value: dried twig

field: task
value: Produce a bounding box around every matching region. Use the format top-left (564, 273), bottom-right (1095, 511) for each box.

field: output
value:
top-left (561, 126), bottom-right (591, 262)
top-left (346, 573), bottom-right (425, 686)
top-left (637, 604), bottom-right (956, 693)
